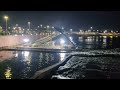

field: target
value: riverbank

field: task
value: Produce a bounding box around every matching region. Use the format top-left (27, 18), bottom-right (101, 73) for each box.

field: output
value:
top-left (31, 48), bottom-right (120, 79)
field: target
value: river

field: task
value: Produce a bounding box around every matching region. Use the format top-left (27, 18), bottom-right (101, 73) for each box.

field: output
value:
top-left (0, 35), bottom-right (120, 79)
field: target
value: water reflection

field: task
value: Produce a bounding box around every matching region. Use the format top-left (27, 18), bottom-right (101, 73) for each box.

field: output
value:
top-left (0, 51), bottom-right (64, 79)
top-left (74, 36), bottom-right (120, 49)
top-left (4, 67), bottom-right (12, 79)
top-left (15, 53), bottom-right (18, 57)
top-left (59, 53), bottom-right (66, 61)
top-left (24, 51), bottom-right (29, 57)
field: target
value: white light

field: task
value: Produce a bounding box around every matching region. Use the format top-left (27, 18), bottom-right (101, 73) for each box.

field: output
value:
top-left (15, 34), bottom-right (17, 36)
top-left (70, 29), bottom-right (72, 32)
top-left (23, 39), bottom-right (29, 43)
top-left (47, 26), bottom-right (50, 28)
top-left (90, 27), bottom-right (93, 29)
top-left (103, 36), bottom-right (107, 38)
top-left (59, 53), bottom-right (66, 61)
top-left (28, 22), bottom-right (30, 24)
top-left (62, 27), bottom-right (64, 30)
top-left (24, 51), bottom-right (29, 57)
top-left (60, 39), bottom-right (65, 44)
top-left (40, 25), bottom-right (42, 26)
top-left (52, 26), bottom-right (54, 29)
top-left (22, 34), bottom-right (24, 36)
top-left (22, 52), bottom-right (24, 54)
top-left (15, 53), bottom-right (18, 57)
top-left (69, 37), bottom-right (73, 40)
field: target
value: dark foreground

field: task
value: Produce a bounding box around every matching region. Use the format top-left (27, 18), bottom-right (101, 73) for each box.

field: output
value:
top-left (48, 49), bottom-right (120, 79)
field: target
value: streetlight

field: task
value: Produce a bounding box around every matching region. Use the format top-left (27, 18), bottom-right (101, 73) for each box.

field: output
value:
top-left (4, 16), bottom-right (8, 33)
top-left (28, 22), bottom-right (30, 30)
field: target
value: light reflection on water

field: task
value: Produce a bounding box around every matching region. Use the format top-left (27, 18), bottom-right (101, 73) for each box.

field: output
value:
top-left (74, 36), bottom-right (120, 49)
top-left (4, 67), bottom-right (12, 79)
top-left (59, 53), bottom-right (66, 61)
top-left (0, 36), bottom-right (120, 79)
top-left (0, 51), bottom-right (64, 79)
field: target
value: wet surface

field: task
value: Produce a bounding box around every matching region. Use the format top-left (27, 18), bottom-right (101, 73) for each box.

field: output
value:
top-left (0, 51), bottom-right (66, 79)
top-left (51, 52), bottom-right (120, 79)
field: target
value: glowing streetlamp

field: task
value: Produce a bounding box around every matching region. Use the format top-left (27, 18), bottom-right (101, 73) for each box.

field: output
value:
top-left (28, 22), bottom-right (30, 30)
top-left (4, 16), bottom-right (8, 33)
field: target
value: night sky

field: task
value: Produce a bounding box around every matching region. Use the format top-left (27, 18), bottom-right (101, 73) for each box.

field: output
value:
top-left (1, 11), bottom-right (120, 30)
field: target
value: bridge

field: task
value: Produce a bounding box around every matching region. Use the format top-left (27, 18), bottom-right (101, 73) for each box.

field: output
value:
top-left (0, 31), bottom-right (120, 52)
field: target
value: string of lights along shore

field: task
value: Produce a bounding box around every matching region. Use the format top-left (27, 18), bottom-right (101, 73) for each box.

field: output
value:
top-left (0, 15), bottom-right (120, 36)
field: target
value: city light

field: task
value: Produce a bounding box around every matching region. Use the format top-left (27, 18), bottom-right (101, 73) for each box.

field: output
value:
top-left (60, 39), bottom-right (65, 44)
top-left (23, 39), bottom-right (29, 43)
top-left (59, 53), bottom-right (66, 61)
top-left (24, 51), bottom-right (29, 57)
top-left (69, 37), bottom-right (73, 40)
top-left (90, 27), bottom-right (93, 29)
top-left (40, 24), bottom-right (42, 28)
top-left (15, 53), bottom-right (18, 57)
top-left (47, 25), bottom-right (50, 28)
top-left (52, 26), bottom-right (54, 29)
top-left (4, 16), bottom-right (8, 20)
top-left (62, 27), bottom-right (64, 30)
top-left (70, 29), bottom-right (72, 32)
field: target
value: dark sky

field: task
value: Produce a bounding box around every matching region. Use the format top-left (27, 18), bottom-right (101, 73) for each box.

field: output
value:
top-left (1, 11), bottom-right (120, 30)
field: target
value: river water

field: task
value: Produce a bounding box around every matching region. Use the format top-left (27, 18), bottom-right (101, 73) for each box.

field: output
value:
top-left (0, 36), bottom-right (120, 79)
